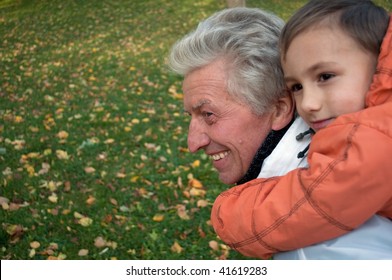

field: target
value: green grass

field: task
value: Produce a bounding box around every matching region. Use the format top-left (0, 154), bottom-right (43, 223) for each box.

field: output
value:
top-left (1, 0), bottom-right (391, 260)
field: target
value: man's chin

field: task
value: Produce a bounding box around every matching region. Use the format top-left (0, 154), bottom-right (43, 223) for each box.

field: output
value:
top-left (219, 173), bottom-right (240, 185)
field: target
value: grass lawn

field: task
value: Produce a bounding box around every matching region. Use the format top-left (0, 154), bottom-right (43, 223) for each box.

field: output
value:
top-left (1, 0), bottom-right (391, 260)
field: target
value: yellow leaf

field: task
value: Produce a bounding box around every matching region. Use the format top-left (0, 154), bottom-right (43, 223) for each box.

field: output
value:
top-left (152, 214), bottom-right (165, 222)
top-left (48, 193), bottom-right (58, 203)
top-left (104, 138), bottom-right (115, 144)
top-left (14, 116), bottom-right (24, 123)
top-left (130, 176), bottom-right (139, 183)
top-left (29, 249), bottom-right (36, 258)
top-left (188, 178), bottom-right (203, 188)
top-left (56, 150), bottom-right (69, 160)
top-left (25, 164), bottom-right (35, 177)
top-left (88, 75), bottom-right (97, 81)
top-left (73, 212), bottom-right (84, 219)
top-left (191, 160), bottom-right (200, 168)
top-left (27, 152), bottom-right (40, 159)
top-left (171, 241), bottom-right (183, 253)
top-left (190, 187), bottom-right (206, 197)
top-left (78, 217), bottom-right (93, 227)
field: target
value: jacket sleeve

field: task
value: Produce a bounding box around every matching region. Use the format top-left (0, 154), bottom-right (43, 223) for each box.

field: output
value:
top-left (211, 110), bottom-right (392, 259)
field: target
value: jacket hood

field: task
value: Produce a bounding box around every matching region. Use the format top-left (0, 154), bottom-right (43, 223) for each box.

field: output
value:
top-left (367, 15), bottom-right (392, 107)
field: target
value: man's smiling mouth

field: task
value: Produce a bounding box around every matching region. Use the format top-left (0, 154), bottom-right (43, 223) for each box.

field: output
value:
top-left (210, 151), bottom-right (230, 161)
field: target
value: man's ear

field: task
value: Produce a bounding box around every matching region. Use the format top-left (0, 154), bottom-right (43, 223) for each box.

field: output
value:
top-left (271, 95), bottom-right (295, 130)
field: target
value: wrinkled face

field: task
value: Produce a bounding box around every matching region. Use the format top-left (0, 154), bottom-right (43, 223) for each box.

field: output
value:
top-left (183, 59), bottom-right (275, 184)
top-left (283, 26), bottom-right (377, 131)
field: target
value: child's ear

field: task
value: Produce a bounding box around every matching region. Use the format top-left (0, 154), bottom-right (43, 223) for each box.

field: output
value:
top-left (271, 95), bottom-right (295, 130)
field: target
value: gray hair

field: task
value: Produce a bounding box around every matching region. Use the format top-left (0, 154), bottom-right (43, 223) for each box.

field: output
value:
top-left (168, 7), bottom-right (286, 115)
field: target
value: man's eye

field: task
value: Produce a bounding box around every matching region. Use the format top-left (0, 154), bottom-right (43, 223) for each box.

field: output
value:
top-left (203, 112), bottom-right (213, 118)
top-left (202, 111), bottom-right (216, 125)
top-left (319, 73), bottom-right (334, 81)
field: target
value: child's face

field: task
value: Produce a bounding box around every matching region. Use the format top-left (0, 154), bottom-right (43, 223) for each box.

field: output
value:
top-left (282, 26), bottom-right (377, 131)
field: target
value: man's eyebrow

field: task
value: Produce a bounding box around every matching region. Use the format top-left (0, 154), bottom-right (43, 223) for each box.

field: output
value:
top-left (183, 99), bottom-right (211, 114)
top-left (192, 99), bottom-right (211, 111)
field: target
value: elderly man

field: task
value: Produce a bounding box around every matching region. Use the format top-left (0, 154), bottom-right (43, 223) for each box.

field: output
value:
top-left (169, 7), bottom-right (392, 259)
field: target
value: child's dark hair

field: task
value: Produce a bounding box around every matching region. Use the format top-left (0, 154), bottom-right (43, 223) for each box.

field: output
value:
top-left (280, 0), bottom-right (390, 61)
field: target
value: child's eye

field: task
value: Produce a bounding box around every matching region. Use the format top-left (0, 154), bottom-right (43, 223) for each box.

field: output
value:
top-left (319, 73), bottom-right (334, 82)
top-left (290, 83), bottom-right (303, 93)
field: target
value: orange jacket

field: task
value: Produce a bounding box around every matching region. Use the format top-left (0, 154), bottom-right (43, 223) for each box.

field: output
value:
top-left (211, 18), bottom-right (392, 259)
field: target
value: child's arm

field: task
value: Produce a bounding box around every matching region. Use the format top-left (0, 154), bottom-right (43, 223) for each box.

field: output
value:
top-left (211, 108), bottom-right (392, 259)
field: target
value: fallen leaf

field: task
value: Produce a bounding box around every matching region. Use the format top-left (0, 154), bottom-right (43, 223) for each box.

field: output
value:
top-left (74, 212), bottom-right (84, 219)
top-left (0, 196), bottom-right (10, 205)
top-left (48, 193), bottom-right (58, 203)
top-left (78, 249), bottom-right (89, 256)
top-left (104, 138), bottom-right (115, 144)
top-left (78, 217), bottom-right (93, 227)
top-left (86, 196), bottom-right (96, 205)
top-left (171, 241), bottom-right (183, 253)
top-left (29, 249), bottom-right (36, 258)
top-left (56, 150), bottom-right (69, 160)
top-left (197, 199), bottom-right (209, 208)
top-left (30, 241), bottom-right (40, 249)
top-left (176, 205), bottom-right (190, 220)
top-left (209, 240), bottom-right (219, 251)
top-left (116, 172), bottom-right (126, 178)
top-left (191, 160), bottom-right (200, 168)
top-left (152, 214), bottom-right (165, 222)
top-left (109, 198), bottom-right (118, 206)
top-left (188, 178), bottom-right (203, 188)
top-left (189, 188), bottom-right (206, 197)
top-left (94, 236), bottom-right (107, 248)
top-left (57, 131), bottom-right (69, 139)
top-left (84, 167), bottom-right (96, 174)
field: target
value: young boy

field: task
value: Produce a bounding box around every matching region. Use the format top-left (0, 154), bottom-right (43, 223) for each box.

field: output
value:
top-left (211, 0), bottom-right (392, 259)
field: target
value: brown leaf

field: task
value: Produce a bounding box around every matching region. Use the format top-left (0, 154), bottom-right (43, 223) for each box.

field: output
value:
top-left (209, 240), bottom-right (219, 251)
top-left (84, 167), bottom-right (96, 174)
top-left (94, 236), bottom-right (107, 248)
top-left (30, 241), bottom-right (40, 249)
top-left (176, 205), bottom-right (190, 220)
top-left (197, 199), bottom-right (209, 208)
top-left (109, 198), bottom-right (118, 206)
top-left (86, 195), bottom-right (96, 205)
top-left (198, 227), bottom-right (206, 238)
top-left (78, 249), bottom-right (89, 256)
top-left (171, 241), bottom-right (183, 253)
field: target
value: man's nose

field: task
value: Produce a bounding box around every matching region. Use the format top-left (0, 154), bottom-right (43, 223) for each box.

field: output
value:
top-left (187, 120), bottom-right (210, 153)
